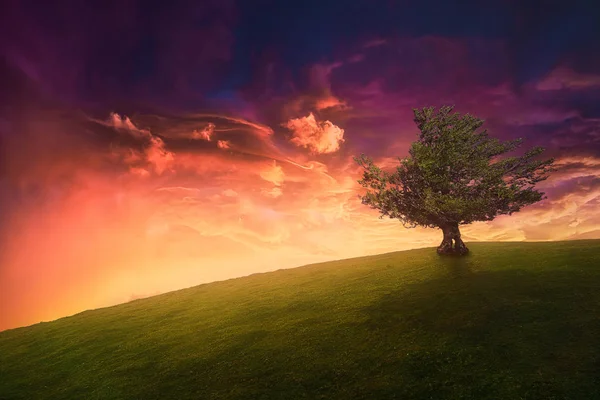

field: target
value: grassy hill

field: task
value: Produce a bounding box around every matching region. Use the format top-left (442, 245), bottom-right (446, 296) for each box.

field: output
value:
top-left (1, 240), bottom-right (600, 399)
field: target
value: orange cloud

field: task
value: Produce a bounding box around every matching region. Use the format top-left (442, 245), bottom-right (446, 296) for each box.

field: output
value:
top-left (314, 95), bottom-right (347, 111)
top-left (259, 160), bottom-right (285, 186)
top-left (104, 113), bottom-right (175, 175)
top-left (192, 123), bottom-right (215, 141)
top-left (146, 137), bottom-right (175, 174)
top-left (189, 114), bottom-right (274, 138)
top-left (223, 189), bottom-right (238, 197)
top-left (284, 113), bottom-right (345, 154)
top-left (2, 98), bottom-right (599, 332)
top-left (261, 187), bottom-right (283, 198)
top-left (217, 140), bottom-right (231, 149)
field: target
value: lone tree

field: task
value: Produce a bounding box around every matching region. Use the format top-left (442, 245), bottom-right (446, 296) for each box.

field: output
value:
top-left (355, 106), bottom-right (555, 256)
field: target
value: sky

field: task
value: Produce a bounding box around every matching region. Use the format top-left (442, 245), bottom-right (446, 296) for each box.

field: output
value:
top-left (1, 0), bottom-right (599, 331)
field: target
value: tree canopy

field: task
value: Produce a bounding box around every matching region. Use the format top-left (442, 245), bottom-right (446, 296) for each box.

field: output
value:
top-left (355, 106), bottom-right (556, 232)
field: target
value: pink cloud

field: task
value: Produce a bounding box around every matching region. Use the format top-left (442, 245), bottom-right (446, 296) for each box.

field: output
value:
top-left (108, 112), bottom-right (140, 133)
top-left (536, 67), bottom-right (600, 91)
top-left (284, 113), bottom-right (345, 154)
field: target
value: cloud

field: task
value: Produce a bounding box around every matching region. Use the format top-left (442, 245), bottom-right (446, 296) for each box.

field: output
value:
top-left (308, 63), bottom-right (349, 112)
top-left (217, 140), bottom-right (231, 149)
top-left (551, 156), bottom-right (600, 180)
top-left (156, 186), bottom-right (202, 196)
top-left (222, 189), bottom-right (238, 197)
top-left (133, 113), bottom-right (290, 166)
top-left (0, 1), bottom-right (237, 109)
top-left (129, 167), bottom-right (150, 178)
top-left (363, 38), bottom-right (387, 48)
top-left (284, 113), bottom-right (345, 154)
top-left (460, 158), bottom-right (600, 243)
top-left (191, 114), bottom-right (274, 138)
top-left (3, 32), bottom-right (600, 332)
top-left (104, 113), bottom-right (175, 175)
top-left (503, 108), bottom-right (580, 126)
top-left (261, 187), bottom-right (283, 198)
top-left (274, 61), bottom-right (351, 119)
top-left (146, 137), bottom-right (175, 174)
top-left (259, 161), bottom-right (285, 186)
top-left (536, 67), bottom-right (600, 91)
top-left (192, 123), bottom-right (215, 141)
top-left (314, 95), bottom-right (347, 111)
top-left (108, 112), bottom-right (140, 133)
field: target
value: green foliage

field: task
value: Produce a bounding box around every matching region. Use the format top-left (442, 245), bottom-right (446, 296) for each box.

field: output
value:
top-left (1, 240), bottom-right (600, 399)
top-left (355, 106), bottom-right (556, 228)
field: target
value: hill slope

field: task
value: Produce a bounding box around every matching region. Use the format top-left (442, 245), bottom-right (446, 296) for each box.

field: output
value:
top-left (1, 240), bottom-right (600, 399)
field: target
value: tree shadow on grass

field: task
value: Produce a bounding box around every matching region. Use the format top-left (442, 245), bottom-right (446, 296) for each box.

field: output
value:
top-left (436, 252), bottom-right (477, 278)
top-left (46, 251), bottom-right (597, 400)
top-left (152, 262), bottom-right (600, 400)
top-left (361, 265), bottom-right (600, 399)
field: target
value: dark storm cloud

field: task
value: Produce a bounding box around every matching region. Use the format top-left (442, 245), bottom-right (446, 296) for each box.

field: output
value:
top-left (0, 0), bottom-right (236, 110)
top-left (2, 0), bottom-right (598, 114)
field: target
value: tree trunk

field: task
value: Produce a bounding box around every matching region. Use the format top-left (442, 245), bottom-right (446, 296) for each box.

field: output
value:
top-left (437, 223), bottom-right (469, 256)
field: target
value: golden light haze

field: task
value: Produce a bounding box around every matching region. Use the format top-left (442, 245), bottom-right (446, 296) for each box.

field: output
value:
top-left (1, 106), bottom-right (598, 332)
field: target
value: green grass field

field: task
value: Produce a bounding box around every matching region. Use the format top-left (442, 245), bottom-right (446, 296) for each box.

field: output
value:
top-left (1, 240), bottom-right (600, 399)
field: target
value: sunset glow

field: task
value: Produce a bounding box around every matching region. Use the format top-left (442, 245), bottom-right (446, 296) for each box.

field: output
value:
top-left (1, 1), bottom-right (599, 331)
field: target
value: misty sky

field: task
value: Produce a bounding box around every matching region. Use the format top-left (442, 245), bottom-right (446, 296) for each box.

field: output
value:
top-left (1, 0), bottom-right (599, 330)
